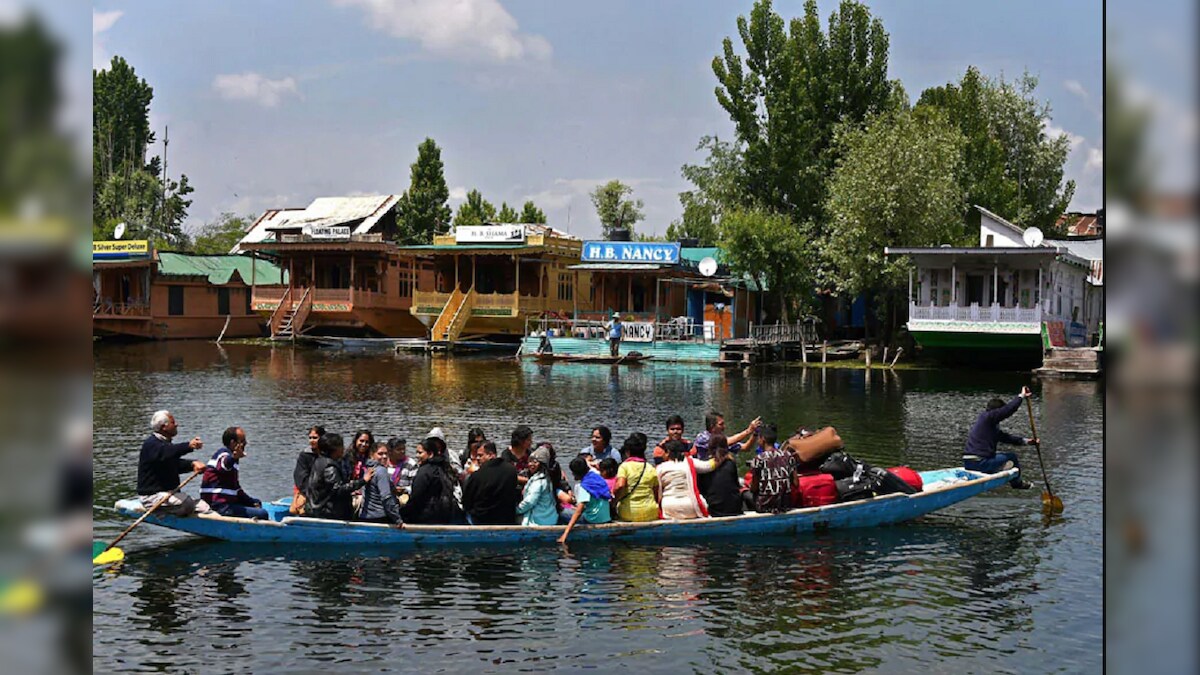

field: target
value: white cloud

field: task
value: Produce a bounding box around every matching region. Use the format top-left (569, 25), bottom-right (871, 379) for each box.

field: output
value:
top-left (212, 72), bottom-right (299, 107)
top-left (449, 186), bottom-right (469, 201)
top-left (1064, 80), bottom-right (1087, 98)
top-left (1085, 147), bottom-right (1103, 173)
top-left (92, 9), bottom-right (123, 70)
top-left (333, 0), bottom-right (551, 62)
top-left (1043, 120), bottom-right (1085, 149)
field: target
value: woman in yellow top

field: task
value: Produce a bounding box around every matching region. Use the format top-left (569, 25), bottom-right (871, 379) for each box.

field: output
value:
top-left (613, 433), bottom-right (660, 522)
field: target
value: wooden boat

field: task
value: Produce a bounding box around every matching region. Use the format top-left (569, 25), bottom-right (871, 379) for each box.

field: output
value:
top-left (531, 353), bottom-right (654, 365)
top-left (112, 467), bottom-right (1014, 547)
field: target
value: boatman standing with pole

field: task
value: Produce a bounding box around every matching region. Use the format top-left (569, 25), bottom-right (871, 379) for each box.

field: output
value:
top-left (963, 387), bottom-right (1037, 489)
top-left (607, 313), bottom-right (623, 357)
top-left (137, 410), bottom-right (210, 514)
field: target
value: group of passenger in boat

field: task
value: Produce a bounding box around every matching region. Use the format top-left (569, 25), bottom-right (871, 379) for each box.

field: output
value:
top-left (133, 388), bottom-right (1037, 535)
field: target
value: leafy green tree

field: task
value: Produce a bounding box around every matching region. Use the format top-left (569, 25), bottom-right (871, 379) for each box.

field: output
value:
top-left (917, 68), bottom-right (1075, 232)
top-left (396, 138), bottom-right (452, 243)
top-left (665, 198), bottom-right (720, 245)
top-left (822, 108), bottom-right (966, 339)
top-left (590, 180), bottom-right (644, 237)
top-left (633, 231), bottom-right (669, 242)
top-left (711, 0), bottom-right (894, 221)
top-left (93, 56), bottom-right (155, 186)
top-left (823, 108), bottom-right (967, 296)
top-left (519, 200), bottom-right (547, 224)
top-left (496, 202), bottom-right (519, 223)
top-left (453, 189), bottom-right (496, 226)
top-left (93, 168), bottom-right (194, 249)
top-left (720, 208), bottom-right (810, 321)
top-left (191, 213), bottom-right (251, 254)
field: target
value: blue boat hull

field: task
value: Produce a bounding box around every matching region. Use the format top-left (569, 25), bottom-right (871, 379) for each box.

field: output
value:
top-left (114, 468), bottom-right (1015, 547)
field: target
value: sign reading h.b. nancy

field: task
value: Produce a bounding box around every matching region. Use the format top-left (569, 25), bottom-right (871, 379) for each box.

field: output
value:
top-left (581, 241), bottom-right (680, 264)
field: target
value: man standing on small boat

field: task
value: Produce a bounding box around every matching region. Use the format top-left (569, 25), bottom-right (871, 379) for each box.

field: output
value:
top-left (137, 410), bottom-right (210, 515)
top-left (963, 386), bottom-right (1038, 489)
top-left (606, 313), bottom-right (623, 357)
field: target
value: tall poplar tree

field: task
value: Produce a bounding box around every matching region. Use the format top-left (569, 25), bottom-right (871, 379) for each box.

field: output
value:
top-left (397, 138), bottom-right (452, 243)
top-left (519, 201), bottom-right (547, 224)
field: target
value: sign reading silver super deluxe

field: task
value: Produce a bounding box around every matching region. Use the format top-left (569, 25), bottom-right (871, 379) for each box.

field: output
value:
top-left (581, 241), bottom-right (680, 264)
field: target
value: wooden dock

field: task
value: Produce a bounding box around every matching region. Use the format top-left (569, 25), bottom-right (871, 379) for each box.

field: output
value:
top-left (1034, 347), bottom-right (1104, 379)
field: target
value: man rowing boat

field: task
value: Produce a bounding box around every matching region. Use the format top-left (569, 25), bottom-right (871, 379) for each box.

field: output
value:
top-left (963, 387), bottom-right (1037, 489)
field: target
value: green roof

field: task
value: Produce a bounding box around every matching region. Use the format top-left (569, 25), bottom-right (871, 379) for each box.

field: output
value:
top-left (157, 252), bottom-right (285, 285)
top-left (679, 247), bottom-right (724, 265)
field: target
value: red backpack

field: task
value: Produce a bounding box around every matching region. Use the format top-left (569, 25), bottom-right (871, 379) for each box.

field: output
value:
top-left (886, 466), bottom-right (923, 492)
top-left (796, 473), bottom-right (838, 508)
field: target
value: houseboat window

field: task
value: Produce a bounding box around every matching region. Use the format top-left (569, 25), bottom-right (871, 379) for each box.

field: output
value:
top-left (168, 286), bottom-right (184, 316)
top-left (985, 234), bottom-right (995, 247)
top-left (217, 287), bottom-right (230, 315)
top-left (557, 273), bottom-right (572, 301)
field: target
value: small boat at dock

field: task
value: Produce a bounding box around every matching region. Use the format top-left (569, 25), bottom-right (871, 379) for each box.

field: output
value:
top-left (531, 353), bottom-right (654, 365)
top-left (113, 468), bottom-right (1015, 548)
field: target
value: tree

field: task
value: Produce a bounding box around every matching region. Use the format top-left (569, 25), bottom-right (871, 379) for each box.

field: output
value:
top-left (720, 208), bottom-right (810, 322)
top-left (917, 68), bottom-right (1075, 232)
top-left (93, 56), bottom-right (155, 187)
top-left (91, 54), bottom-right (194, 245)
top-left (590, 180), bottom-right (644, 237)
top-left (665, 198), bottom-right (720, 245)
top-left (519, 200), bottom-right (547, 224)
top-left (496, 202), bottom-right (520, 223)
top-left (711, 0), bottom-right (894, 222)
top-left (823, 108), bottom-right (967, 295)
top-left (822, 108), bottom-right (967, 340)
top-left (453, 189), bottom-right (496, 226)
top-left (396, 138), bottom-right (451, 243)
top-left (191, 213), bottom-right (251, 254)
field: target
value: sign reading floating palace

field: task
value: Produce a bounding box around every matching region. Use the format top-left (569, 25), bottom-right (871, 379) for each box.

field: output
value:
top-left (581, 241), bottom-right (681, 264)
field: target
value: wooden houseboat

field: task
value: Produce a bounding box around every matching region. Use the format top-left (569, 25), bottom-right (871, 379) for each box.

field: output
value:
top-left (92, 240), bottom-right (284, 340)
top-left (397, 223), bottom-right (583, 344)
top-left (235, 195), bottom-right (433, 338)
top-left (886, 206), bottom-right (1101, 362)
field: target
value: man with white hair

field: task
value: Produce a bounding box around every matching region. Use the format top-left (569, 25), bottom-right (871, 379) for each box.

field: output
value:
top-left (137, 410), bottom-right (210, 515)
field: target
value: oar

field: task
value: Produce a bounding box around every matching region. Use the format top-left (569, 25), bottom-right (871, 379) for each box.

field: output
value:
top-left (1024, 396), bottom-right (1064, 513)
top-left (93, 469), bottom-right (203, 565)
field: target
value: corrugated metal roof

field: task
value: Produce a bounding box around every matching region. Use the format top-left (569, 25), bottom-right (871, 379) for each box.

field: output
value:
top-left (157, 252), bottom-right (285, 285)
top-left (233, 195), bottom-right (400, 253)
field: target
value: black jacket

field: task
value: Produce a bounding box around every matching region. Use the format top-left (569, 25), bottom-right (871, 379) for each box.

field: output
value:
top-left (401, 455), bottom-right (463, 525)
top-left (964, 396), bottom-right (1028, 460)
top-left (305, 455), bottom-right (365, 520)
top-left (137, 434), bottom-right (195, 496)
top-left (462, 458), bottom-right (520, 525)
top-left (700, 458), bottom-right (744, 517)
top-left (293, 448), bottom-right (317, 492)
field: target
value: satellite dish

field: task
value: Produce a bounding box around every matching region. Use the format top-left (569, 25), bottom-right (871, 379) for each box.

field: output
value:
top-left (1023, 227), bottom-right (1044, 247)
top-left (698, 256), bottom-right (718, 277)
top-left (113, 222), bottom-right (127, 239)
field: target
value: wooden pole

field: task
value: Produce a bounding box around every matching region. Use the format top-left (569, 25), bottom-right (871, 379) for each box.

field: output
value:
top-left (822, 340), bottom-right (828, 364)
top-left (865, 347), bottom-right (872, 369)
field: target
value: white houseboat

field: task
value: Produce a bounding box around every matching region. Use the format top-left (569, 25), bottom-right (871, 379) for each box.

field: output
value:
top-left (886, 206), bottom-right (1101, 360)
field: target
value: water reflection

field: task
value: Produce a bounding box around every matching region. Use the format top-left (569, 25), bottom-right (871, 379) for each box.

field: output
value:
top-left (93, 343), bottom-right (1101, 672)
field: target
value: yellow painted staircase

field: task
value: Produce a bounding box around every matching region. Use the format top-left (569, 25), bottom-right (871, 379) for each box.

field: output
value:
top-left (431, 287), bottom-right (475, 344)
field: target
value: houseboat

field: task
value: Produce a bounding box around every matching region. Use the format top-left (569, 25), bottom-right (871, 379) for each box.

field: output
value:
top-left (92, 240), bottom-right (284, 340)
top-left (236, 195), bottom-right (433, 338)
top-left (396, 223), bottom-right (583, 344)
top-left (521, 240), bottom-right (764, 363)
top-left (886, 206), bottom-right (1101, 363)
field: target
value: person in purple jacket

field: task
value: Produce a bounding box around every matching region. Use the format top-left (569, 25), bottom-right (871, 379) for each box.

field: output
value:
top-left (963, 386), bottom-right (1038, 489)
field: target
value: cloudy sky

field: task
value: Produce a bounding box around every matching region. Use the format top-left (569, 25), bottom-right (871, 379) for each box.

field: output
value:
top-left (90, 0), bottom-right (1103, 238)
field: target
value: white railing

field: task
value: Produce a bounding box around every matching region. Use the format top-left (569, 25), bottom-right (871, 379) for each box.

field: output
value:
top-left (524, 317), bottom-right (721, 344)
top-left (908, 303), bottom-right (1042, 323)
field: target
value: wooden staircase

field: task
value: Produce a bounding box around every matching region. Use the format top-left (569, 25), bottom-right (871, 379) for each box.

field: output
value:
top-left (1035, 347), bottom-right (1102, 379)
top-left (270, 287), bottom-right (312, 340)
top-left (431, 287), bottom-right (475, 344)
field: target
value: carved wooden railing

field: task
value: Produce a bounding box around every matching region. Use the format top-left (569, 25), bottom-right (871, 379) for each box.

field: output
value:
top-left (289, 287), bottom-right (313, 337)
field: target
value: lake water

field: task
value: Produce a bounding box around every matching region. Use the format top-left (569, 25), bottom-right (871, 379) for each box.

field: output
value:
top-left (93, 341), bottom-right (1102, 673)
